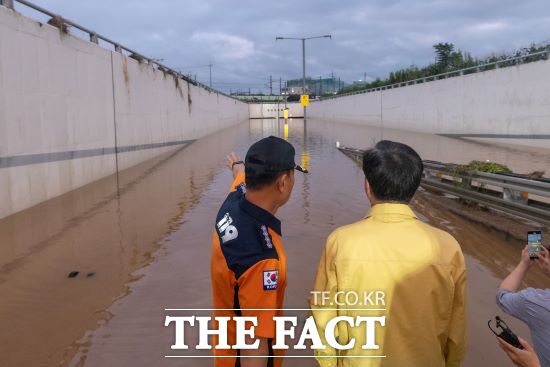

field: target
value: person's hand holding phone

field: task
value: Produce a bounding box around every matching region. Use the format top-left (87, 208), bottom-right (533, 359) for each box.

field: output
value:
top-left (520, 246), bottom-right (533, 268)
top-left (535, 246), bottom-right (550, 276)
top-left (497, 337), bottom-right (540, 367)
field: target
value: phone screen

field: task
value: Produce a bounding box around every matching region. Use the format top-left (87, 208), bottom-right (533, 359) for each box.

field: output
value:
top-left (528, 231), bottom-right (542, 259)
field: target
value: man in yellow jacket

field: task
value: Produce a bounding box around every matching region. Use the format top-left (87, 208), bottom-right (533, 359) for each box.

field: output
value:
top-left (311, 140), bottom-right (467, 367)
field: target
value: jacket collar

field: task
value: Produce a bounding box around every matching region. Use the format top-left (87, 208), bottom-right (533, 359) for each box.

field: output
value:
top-left (239, 196), bottom-right (282, 236)
top-left (365, 203), bottom-right (417, 220)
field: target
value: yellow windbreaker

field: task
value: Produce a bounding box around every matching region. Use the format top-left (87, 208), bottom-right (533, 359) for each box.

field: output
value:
top-left (311, 203), bottom-right (467, 367)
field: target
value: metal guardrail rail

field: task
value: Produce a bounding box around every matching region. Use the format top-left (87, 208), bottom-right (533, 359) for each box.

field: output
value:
top-left (319, 49), bottom-right (550, 101)
top-left (0, 0), bottom-right (241, 101)
top-left (337, 145), bottom-right (550, 226)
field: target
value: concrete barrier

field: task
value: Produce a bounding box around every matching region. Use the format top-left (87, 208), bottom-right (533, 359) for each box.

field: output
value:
top-left (309, 59), bottom-right (550, 150)
top-left (0, 6), bottom-right (248, 219)
top-left (249, 102), bottom-right (303, 119)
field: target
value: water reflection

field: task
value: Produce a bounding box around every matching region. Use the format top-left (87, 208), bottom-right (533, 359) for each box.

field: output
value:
top-left (0, 123), bottom-right (251, 367)
top-left (0, 119), bottom-right (548, 367)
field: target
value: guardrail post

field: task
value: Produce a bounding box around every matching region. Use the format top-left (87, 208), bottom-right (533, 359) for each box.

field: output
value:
top-left (89, 33), bottom-right (98, 44)
top-left (114, 43), bottom-right (122, 53)
top-left (503, 188), bottom-right (528, 204)
top-left (1, 0), bottom-right (14, 9)
top-left (424, 170), bottom-right (437, 181)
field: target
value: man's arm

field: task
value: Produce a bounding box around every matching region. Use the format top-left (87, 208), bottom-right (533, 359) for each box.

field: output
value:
top-left (240, 337), bottom-right (269, 367)
top-left (226, 152), bottom-right (245, 190)
top-left (500, 246), bottom-right (532, 292)
top-left (237, 258), bottom-right (281, 367)
top-left (445, 250), bottom-right (467, 367)
top-left (310, 231), bottom-right (339, 367)
top-left (496, 246), bottom-right (534, 321)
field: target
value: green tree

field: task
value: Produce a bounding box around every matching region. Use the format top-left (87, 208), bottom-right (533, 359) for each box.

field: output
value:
top-left (433, 42), bottom-right (455, 71)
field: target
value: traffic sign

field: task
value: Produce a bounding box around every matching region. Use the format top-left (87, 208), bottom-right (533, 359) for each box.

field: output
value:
top-left (300, 94), bottom-right (309, 107)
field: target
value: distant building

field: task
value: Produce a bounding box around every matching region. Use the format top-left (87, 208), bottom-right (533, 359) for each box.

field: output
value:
top-left (282, 77), bottom-right (347, 95)
top-left (231, 94), bottom-right (287, 102)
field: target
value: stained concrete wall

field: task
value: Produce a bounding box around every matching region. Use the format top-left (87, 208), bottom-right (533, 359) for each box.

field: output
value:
top-left (0, 6), bottom-right (248, 219)
top-left (309, 58), bottom-right (550, 149)
top-left (249, 102), bottom-right (303, 119)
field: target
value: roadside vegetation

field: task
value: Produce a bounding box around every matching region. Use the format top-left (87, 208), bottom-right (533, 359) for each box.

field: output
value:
top-left (336, 42), bottom-right (550, 95)
top-left (452, 160), bottom-right (512, 175)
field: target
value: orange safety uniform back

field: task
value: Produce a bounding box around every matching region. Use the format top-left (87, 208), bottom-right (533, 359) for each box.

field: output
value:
top-left (211, 172), bottom-right (286, 367)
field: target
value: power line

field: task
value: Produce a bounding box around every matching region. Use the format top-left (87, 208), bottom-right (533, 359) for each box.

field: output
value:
top-left (173, 64), bottom-right (212, 70)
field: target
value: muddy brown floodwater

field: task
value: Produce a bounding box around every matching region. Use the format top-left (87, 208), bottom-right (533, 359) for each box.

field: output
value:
top-left (0, 119), bottom-right (549, 367)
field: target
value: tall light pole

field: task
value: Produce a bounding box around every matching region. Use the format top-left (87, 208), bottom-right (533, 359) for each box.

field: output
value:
top-left (208, 63), bottom-right (213, 88)
top-left (276, 35), bottom-right (331, 120)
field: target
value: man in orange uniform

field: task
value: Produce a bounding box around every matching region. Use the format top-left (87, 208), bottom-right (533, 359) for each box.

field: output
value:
top-left (211, 136), bottom-right (307, 367)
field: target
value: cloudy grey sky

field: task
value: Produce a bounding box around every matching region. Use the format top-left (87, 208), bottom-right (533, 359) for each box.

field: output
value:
top-left (18, 0), bottom-right (550, 93)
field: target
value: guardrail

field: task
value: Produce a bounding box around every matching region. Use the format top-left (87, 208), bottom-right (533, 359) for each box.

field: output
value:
top-left (337, 145), bottom-right (550, 226)
top-left (319, 48), bottom-right (550, 101)
top-left (0, 0), bottom-right (241, 101)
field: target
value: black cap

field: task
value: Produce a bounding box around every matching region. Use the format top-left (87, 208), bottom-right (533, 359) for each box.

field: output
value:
top-left (245, 136), bottom-right (308, 178)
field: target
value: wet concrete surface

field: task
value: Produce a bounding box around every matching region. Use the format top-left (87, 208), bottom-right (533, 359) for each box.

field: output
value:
top-left (0, 119), bottom-right (548, 367)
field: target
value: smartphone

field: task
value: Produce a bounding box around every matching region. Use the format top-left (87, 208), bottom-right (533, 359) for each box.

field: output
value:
top-left (528, 230), bottom-right (542, 260)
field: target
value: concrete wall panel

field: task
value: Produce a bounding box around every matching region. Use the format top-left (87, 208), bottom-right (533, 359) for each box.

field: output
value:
top-left (249, 102), bottom-right (303, 119)
top-left (0, 6), bottom-right (248, 219)
top-left (309, 59), bottom-right (550, 147)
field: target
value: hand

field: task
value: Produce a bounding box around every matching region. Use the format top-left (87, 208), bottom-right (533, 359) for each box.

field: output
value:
top-left (519, 246), bottom-right (533, 268)
top-left (497, 337), bottom-right (540, 367)
top-left (226, 152), bottom-right (244, 178)
top-left (535, 246), bottom-right (550, 276)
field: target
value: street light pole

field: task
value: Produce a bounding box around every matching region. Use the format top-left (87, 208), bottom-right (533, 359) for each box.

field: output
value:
top-left (276, 35), bottom-right (331, 120)
top-left (209, 63), bottom-right (213, 88)
top-left (302, 38), bottom-right (306, 106)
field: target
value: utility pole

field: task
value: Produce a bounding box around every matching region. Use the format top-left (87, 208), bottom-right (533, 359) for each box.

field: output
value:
top-left (276, 35), bottom-right (332, 120)
top-left (284, 81), bottom-right (288, 108)
top-left (302, 39), bottom-right (306, 98)
top-left (279, 77), bottom-right (282, 95)
top-left (269, 75), bottom-right (273, 95)
top-left (208, 63), bottom-right (213, 88)
top-left (364, 72), bottom-right (367, 87)
top-left (319, 76), bottom-right (322, 95)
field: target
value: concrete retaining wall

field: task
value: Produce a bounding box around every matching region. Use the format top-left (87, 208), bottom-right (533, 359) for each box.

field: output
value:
top-left (0, 6), bottom-right (248, 219)
top-left (249, 102), bottom-right (303, 119)
top-left (309, 58), bottom-right (550, 149)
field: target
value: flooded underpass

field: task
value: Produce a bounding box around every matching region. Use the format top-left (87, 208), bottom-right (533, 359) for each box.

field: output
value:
top-left (1, 119), bottom-right (549, 367)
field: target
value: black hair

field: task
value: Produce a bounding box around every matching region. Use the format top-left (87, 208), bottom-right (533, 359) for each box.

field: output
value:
top-left (362, 140), bottom-right (423, 202)
top-left (246, 168), bottom-right (293, 191)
